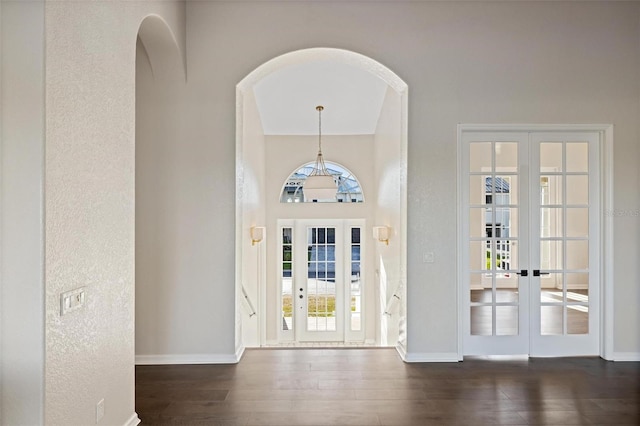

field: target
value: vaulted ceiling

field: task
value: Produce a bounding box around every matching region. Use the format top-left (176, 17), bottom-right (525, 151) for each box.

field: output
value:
top-left (253, 60), bottom-right (389, 135)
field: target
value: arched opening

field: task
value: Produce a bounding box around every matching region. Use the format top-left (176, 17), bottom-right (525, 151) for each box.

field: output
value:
top-left (236, 48), bottom-right (408, 352)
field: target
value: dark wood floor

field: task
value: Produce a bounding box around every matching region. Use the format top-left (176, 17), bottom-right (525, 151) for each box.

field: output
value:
top-left (136, 348), bottom-right (640, 425)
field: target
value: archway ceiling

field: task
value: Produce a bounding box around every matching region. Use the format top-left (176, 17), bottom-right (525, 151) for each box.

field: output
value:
top-left (253, 61), bottom-right (389, 135)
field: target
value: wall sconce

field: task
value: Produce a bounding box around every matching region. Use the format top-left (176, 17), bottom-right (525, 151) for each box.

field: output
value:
top-left (373, 226), bottom-right (390, 245)
top-left (250, 226), bottom-right (265, 246)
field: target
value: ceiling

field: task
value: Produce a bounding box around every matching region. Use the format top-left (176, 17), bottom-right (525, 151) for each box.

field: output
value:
top-left (253, 60), bottom-right (389, 135)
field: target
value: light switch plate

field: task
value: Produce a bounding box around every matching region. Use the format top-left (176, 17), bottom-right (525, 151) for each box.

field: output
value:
top-left (60, 287), bottom-right (86, 316)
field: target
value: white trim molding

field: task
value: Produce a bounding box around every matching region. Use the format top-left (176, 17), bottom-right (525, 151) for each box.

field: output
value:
top-left (136, 352), bottom-right (242, 365)
top-left (612, 353), bottom-right (640, 362)
top-left (395, 343), bottom-right (407, 361)
top-left (403, 352), bottom-right (461, 363)
top-left (601, 125), bottom-right (615, 361)
top-left (123, 413), bottom-right (141, 426)
top-left (235, 344), bottom-right (246, 362)
top-left (397, 343), bottom-right (461, 363)
top-left (458, 124), bottom-right (613, 133)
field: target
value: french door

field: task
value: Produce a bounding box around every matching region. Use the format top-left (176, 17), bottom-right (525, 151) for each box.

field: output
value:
top-left (461, 130), bottom-right (600, 356)
top-left (278, 219), bottom-right (364, 343)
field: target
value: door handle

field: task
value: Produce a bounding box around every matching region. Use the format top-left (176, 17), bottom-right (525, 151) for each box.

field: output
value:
top-left (533, 270), bottom-right (550, 277)
top-left (516, 270), bottom-right (528, 277)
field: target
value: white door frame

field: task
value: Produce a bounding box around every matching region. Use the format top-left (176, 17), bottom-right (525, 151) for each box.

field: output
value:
top-left (457, 124), bottom-right (614, 360)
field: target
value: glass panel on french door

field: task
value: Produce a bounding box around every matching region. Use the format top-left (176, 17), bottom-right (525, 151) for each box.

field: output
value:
top-left (539, 141), bottom-right (590, 336)
top-left (307, 227), bottom-right (337, 332)
top-left (469, 141), bottom-right (520, 337)
top-left (350, 227), bottom-right (362, 332)
top-left (281, 228), bottom-right (293, 331)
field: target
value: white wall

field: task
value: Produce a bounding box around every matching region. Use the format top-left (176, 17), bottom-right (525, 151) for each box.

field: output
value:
top-left (0, 1), bottom-right (45, 424)
top-left (43, 1), bottom-right (185, 424)
top-left (373, 87), bottom-right (404, 347)
top-left (238, 90), bottom-right (267, 348)
top-left (186, 0), bottom-right (640, 358)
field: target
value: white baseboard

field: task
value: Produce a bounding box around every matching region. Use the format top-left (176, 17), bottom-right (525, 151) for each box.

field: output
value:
top-left (135, 353), bottom-right (241, 365)
top-left (395, 343), bottom-right (406, 361)
top-left (612, 352), bottom-right (640, 362)
top-left (235, 344), bottom-right (245, 362)
top-left (123, 412), bottom-right (140, 426)
top-left (402, 352), bottom-right (461, 363)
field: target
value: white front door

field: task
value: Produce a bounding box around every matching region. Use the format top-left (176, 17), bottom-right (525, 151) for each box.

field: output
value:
top-left (461, 130), bottom-right (600, 356)
top-left (278, 219), bottom-right (365, 343)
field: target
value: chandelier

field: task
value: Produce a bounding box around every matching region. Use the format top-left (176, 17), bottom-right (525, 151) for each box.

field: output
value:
top-left (303, 105), bottom-right (337, 201)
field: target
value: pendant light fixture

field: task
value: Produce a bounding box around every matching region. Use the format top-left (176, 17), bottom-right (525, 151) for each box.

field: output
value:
top-left (303, 105), bottom-right (337, 201)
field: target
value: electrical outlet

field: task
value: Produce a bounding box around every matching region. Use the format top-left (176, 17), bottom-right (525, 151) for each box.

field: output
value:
top-left (60, 287), bottom-right (86, 316)
top-left (96, 398), bottom-right (104, 423)
top-left (423, 252), bottom-right (435, 263)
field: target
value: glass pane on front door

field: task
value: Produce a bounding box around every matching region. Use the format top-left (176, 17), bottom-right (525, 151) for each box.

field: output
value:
top-left (307, 227), bottom-right (337, 332)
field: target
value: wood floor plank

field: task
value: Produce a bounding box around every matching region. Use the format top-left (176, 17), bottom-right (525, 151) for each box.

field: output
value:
top-left (246, 411), bottom-right (381, 426)
top-left (136, 348), bottom-right (640, 426)
top-left (224, 389), bottom-right (357, 401)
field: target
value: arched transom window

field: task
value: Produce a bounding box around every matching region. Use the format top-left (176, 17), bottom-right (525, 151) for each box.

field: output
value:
top-left (280, 162), bottom-right (364, 203)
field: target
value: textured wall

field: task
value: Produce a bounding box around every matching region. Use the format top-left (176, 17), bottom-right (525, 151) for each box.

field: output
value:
top-left (44, 1), bottom-right (185, 424)
top-left (45, 2), bottom-right (137, 423)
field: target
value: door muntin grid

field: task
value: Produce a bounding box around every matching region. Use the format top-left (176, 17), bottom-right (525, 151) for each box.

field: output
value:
top-left (350, 227), bottom-right (362, 332)
top-left (538, 141), bottom-right (591, 336)
top-left (281, 227), bottom-right (293, 332)
top-left (306, 227), bottom-right (337, 332)
top-left (469, 141), bottom-right (522, 337)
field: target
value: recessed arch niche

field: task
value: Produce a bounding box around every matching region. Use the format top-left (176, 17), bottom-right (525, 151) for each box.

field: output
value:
top-left (236, 48), bottom-right (408, 353)
top-left (136, 15), bottom-right (185, 81)
top-left (135, 15), bottom-right (187, 361)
